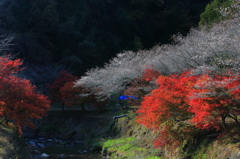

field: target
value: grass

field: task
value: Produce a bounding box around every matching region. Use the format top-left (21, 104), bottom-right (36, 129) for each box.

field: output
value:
top-left (96, 106), bottom-right (240, 159)
top-left (102, 137), bottom-right (148, 159)
top-left (99, 110), bottom-right (162, 159)
top-left (192, 139), bottom-right (210, 159)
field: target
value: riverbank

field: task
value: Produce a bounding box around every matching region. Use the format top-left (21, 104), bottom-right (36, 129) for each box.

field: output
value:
top-left (0, 109), bottom-right (114, 159)
top-left (101, 110), bottom-right (240, 159)
top-left (21, 108), bottom-right (126, 158)
top-left (3, 108), bottom-right (240, 159)
top-left (0, 119), bottom-right (30, 159)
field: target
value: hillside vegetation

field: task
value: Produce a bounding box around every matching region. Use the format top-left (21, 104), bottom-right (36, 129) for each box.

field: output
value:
top-left (1, 0), bottom-right (240, 159)
top-left (0, 119), bottom-right (30, 159)
top-left (75, 0), bottom-right (240, 158)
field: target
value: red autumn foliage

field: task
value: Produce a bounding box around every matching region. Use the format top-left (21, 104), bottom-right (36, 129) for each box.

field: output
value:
top-left (0, 56), bottom-right (51, 135)
top-left (136, 71), bottom-right (197, 129)
top-left (136, 69), bottom-right (240, 149)
top-left (142, 68), bottom-right (161, 82)
top-left (60, 81), bottom-right (81, 107)
top-left (60, 81), bottom-right (106, 112)
top-left (124, 69), bottom-right (160, 106)
top-left (47, 71), bottom-right (78, 104)
top-left (188, 73), bottom-right (240, 130)
top-left (60, 81), bottom-right (89, 111)
top-left (136, 71), bottom-right (198, 149)
top-left (0, 55), bottom-right (23, 76)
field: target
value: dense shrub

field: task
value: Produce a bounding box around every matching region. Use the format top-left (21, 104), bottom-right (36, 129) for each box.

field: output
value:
top-left (198, 0), bottom-right (231, 26)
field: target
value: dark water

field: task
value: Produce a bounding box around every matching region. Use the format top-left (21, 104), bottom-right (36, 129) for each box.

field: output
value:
top-left (40, 146), bottom-right (102, 159)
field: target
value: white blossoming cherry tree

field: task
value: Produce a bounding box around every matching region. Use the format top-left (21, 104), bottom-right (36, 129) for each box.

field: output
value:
top-left (75, 8), bottom-right (240, 106)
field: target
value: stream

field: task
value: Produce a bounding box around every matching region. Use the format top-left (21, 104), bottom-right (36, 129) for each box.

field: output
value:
top-left (22, 111), bottom-right (111, 159)
top-left (40, 146), bottom-right (102, 159)
top-left (26, 137), bottom-right (102, 159)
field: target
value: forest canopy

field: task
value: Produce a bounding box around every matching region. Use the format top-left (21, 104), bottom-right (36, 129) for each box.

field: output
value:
top-left (0, 0), bottom-right (211, 78)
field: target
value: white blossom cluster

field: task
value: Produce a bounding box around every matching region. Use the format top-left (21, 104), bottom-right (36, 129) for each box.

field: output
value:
top-left (171, 17), bottom-right (240, 75)
top-left (0, 35), bottom-right (13, 54)
top-left (75, 16), bottom-right (240, 100)
top-left (0, 0), bottom-right (14, 55)
top-left (75, 51), bottom-right (151, 100)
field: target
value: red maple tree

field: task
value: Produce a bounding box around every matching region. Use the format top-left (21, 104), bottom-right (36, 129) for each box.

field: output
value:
top-left (0, 55), bottom-right (23, 76)
top-left (136, 69), bottom-right (240, 149)
top-left (47, 71), bottom-right (78, 111)
top-left (136, 71), bottom-right (197, 129)
top-left (60, 82), bottom-right (107, 112)
top-left (59, 81), bottom-right (87, 111)
top-left (124, 69), bottom-right (160, 106)
top-left (0, 56), bottom-right (51, 135)
top-left (188, 73), bottom-right (240, 130)
top-left (136, 71), bottom-right (198, 148)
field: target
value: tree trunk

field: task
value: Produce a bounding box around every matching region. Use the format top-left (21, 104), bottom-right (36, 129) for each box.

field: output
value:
top-left (233, 118), bottom-right (240, 129)
top-left (228, 114), bottom-right (240, 129)
top-left (221, 114), bottom-right (227, 129)
top-left (61, 101), bottom-right (65, 113)
top-left (81, 104), bottom-right (86, 111)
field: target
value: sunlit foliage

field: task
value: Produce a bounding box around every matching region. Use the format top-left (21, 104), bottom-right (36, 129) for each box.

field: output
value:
top-left (0, 56), bottom-right (51, 135)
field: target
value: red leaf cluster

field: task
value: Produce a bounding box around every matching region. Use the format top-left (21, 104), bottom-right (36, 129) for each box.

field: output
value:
top-left (136, 71), bottom-right (197, 130)
top-left (0, 56), bottom-right (51, 135)
top-left (136, 69), bottom-right (240, 149)
top-left (188, 73), bottom-right (240, 130)
top-left (124, 69), bottom-right (160, 106)
top-left (60, 82), bottom-right (107, 111)
top-left (49, 71), bottom-right (106, 111)
top-left (47, 71), bottom-right (78, 104)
